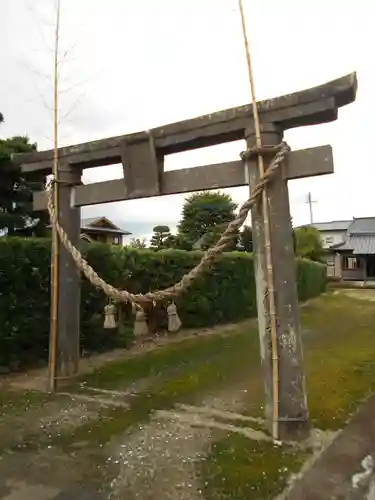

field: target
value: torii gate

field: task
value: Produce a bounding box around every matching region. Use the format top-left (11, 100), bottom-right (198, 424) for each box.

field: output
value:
top-left (15, 72), bottom-right (357, 440)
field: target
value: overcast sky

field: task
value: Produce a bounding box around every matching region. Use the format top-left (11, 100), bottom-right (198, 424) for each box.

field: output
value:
top-left (1, 0), bottom-right (373, 242)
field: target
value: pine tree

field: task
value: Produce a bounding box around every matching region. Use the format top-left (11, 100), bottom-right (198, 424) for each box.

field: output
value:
top-left (150, 225), bottom-right (172, 250)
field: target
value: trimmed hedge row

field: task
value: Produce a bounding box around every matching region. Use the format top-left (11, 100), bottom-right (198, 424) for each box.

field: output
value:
top-left (0, 238), bottom-right (327, 369)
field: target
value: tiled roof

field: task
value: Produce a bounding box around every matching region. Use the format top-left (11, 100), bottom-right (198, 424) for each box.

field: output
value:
top-left (80, 217), bottom-right (131, 235)
top-left (48, 217), bottom-right (131, 235)
top-left (310, 220), bottom-right (352, 232)
top-left (347, 217), bottom-right (375, 235)
top-left (80, 217), bottom-right (98, 227)
top-left (313, 217), bottom-right (375, 255)
top-left (333, 235), bottom-right (375, 255)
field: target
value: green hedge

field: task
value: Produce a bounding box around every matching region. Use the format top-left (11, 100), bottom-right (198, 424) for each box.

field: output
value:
top-left (0, 238), bottom-right (327, 369)
top-left (296, 258), bottom-right (327, 301)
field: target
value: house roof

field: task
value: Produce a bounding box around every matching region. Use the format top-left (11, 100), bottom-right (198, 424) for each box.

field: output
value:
top-left (81, 217), bottom-right (100, 227)
top-left (80, 217), bottom-right (131, 236)
top-left (310, 220), bottom-right (352, 232)
top-left (330, 218), bottom-right (375, 255)
top-left (311, 217), bottom-right (375, 234)
top-left (332, 235), bottom-right (375, 255)
top-left (47, 216), bottom-right (131, 235)
top-left (347, 217), bottom-right (375, 235)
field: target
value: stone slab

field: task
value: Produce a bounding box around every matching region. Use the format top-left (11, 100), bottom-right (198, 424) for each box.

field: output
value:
top-left (286, 393), bottom-right (375, 499)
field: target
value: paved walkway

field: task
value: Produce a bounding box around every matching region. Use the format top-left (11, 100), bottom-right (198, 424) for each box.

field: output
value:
top-left (287, 393), bottom-right (375, 500)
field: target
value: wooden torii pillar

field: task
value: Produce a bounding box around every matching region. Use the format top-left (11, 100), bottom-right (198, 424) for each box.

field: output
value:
top-left (15, 72), bottom-right (357, 439)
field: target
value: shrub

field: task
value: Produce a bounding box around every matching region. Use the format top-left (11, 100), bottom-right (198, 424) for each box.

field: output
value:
top-left (0, 239), bottom-right (326, 369)
top-left (296, 258), bottom-right (327, 301)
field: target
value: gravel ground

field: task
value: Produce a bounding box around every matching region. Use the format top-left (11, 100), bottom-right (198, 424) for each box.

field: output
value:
top-left (107, 380), bottom-right (269, 500)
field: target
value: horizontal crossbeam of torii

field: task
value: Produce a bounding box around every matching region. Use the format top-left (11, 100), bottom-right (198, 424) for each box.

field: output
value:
top-left (32, 145), bottom-right (333, 209)
top-left (18, 72), bottom-right (355, 170)
top-left (14, 72), bottom-right (357, 440)
top-left (16, 72), bottom-right (356, 208)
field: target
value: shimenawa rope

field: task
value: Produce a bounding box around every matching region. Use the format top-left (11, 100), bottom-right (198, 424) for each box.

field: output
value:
top-left (47, 141), bottom-right (290, 309)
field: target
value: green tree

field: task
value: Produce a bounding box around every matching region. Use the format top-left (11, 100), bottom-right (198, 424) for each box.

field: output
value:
top-left (177, 191), bottom-right (238, 248)
top-left (150, 225), bottom-right (172, 250)
top-left (0, 136), bottom-right (48, 237)
top-left (194, 222), bottom-right (238, 251)
top-left (294, 225), bottom-right (323, 262)
top-left (128, 237), bottom-right (147, 249)
top-left (168, 233), bottom-right (193, 251)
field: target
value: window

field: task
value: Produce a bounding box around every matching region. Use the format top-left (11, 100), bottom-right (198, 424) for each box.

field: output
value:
top-left (113, 236), bottom-right (120, 245)
top-left (343, 256), bottom-right (360, 270)
top-left (325, 255), bottom-right (334, 266)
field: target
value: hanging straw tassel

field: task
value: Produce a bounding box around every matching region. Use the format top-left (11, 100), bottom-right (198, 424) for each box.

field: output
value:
top-left (167, 301), bottom-right (182, 333)
top-left (133, 307), bottom-right (149, 337)
top-left (104, 302), bottom-right (117, 329)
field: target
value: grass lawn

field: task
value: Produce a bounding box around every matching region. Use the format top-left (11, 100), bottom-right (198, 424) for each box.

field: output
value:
top-left (2, 290), bottom-right (375, 498)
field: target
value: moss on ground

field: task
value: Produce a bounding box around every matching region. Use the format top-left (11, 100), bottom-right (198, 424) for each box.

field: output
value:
top-left (202, 437), bottom-right (309, 500)
top-left (302, 293), bottom-right (375, 428)
top-left (79, 329), bottom-right (256, 389)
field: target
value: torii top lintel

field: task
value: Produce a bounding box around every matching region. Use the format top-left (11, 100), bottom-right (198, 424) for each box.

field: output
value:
top-left (16, 72), bottom-right (357, 174)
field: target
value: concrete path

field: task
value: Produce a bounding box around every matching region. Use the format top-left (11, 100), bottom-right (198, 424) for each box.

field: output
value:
top-left (286, 394), bottom-right (375, 500)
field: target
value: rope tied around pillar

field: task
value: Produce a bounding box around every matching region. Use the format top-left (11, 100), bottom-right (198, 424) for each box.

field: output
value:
top-left (240, 143), bottom-right (287, 162)
top-left (46, 141), bottom-right (290, 309)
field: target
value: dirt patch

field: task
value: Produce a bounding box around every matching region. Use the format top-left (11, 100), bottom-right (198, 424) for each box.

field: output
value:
top-left (0, 383), bottom-right (158, 453)
top-left (0, 394), bottom-right (103, 451)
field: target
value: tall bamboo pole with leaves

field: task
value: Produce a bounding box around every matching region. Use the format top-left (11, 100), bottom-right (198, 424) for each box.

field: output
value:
top-left (49, 0), bottom-right (61, 392)
top-left (238, 0), bottom-right (280, 441)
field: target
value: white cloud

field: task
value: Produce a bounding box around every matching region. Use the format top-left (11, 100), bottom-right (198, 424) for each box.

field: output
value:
top-left (1, 0), bottom-right (374, 238)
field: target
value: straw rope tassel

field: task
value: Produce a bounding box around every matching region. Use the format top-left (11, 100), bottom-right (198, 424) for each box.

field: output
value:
top-left (133, 306), bottom-right (149, 338)
top-left (167, 301), bottom-right (182, 333)
top-left (238, 0), bottom-right (280, 442)
top-left (104, 301), bottom-right (117, 329)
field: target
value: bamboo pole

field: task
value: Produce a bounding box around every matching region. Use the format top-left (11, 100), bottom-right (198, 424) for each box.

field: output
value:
top-left (49, 0), bottom-right (61, 392)
top-left (238, 0), bottom-right (280, 441)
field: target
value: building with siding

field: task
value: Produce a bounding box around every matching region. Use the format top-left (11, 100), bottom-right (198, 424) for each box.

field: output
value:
top-left (329, 217), bottom-right (375, 281)
top-left (311, 217), bottom-right (375, 281)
